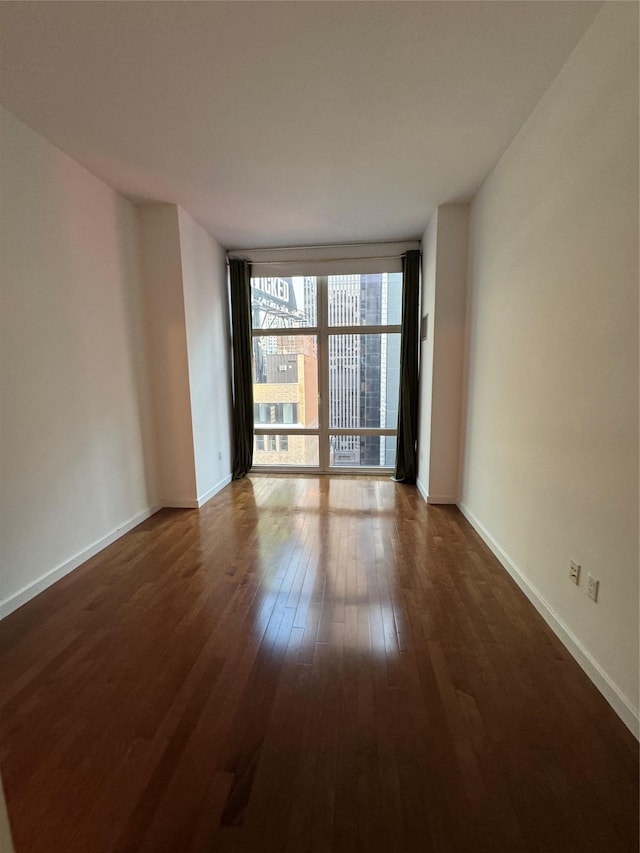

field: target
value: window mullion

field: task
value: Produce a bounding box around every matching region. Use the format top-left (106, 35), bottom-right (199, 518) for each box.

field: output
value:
top-left (317, 276), bottom-right (330, 472)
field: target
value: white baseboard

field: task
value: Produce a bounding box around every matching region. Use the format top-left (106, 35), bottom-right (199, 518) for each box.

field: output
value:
top-left (162, 498), bottom-right (200, 509)
top-left (197, 474), bottom-right (232, 507)
top-left (414, 480), bottom-right (457, 506)
top-left (458, 501), bottom-right (640, 739)
top-left (0, 504), bottom-right (162, 620)
top-left (1, 474), bottom-right (237, 621)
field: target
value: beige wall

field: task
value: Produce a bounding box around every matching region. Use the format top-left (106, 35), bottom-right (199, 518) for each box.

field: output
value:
top-left (137, 205), bottom-right (197, 506)
top-left (0, 106), bottom-right (159, 617)
top-left (138, 204), bottom-right (234, 506)
top-left (416, 215), bottom-right (438, 498)
top-left (417, 204), bottom-right (469, 503)
top-left (0, 113), bottom-right (235, 617)
top-left (178, 208), bottom-right (233, 503)
top-left (429, 205), bottom-right (468, 503)
top-left (461, 3), bottom-right (639, 732)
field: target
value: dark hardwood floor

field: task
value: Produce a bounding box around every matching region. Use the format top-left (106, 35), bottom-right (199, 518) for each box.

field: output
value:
top-left (0, 476), bottom-right (637, 852)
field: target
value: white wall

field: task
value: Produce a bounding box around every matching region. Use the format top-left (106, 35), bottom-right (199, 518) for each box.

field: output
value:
top-left (137, 204), bottom-right (233, 508)
top-left (417, 204), bottom-right (469, 504)
top-left (416, 215), bottom-right (437, 500)
top-left (461, 3), bottom-right (639, 732)
top-left (0, 106), bottom-right (159, 616)
top-left (137, 204), bottom-right (198, 507)
top-left (178, 207), bottom-right (233, 503)
top-left (0, 116), bottom-right (235, 617)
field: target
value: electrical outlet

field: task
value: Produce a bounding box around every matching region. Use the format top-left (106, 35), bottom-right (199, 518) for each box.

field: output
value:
top-left (218, 451), bottom-right (222, 461)
top-left (569, 561), bottom-right (581, 585)
top-left (586, 574), bottom-right (599, 602)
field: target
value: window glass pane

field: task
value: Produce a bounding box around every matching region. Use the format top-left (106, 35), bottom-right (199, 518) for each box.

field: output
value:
top-left (253, 434), bottom-right (319, 467)
top-left (251, 277), bottom-right (317, 329)
top-left (328, 333), bottom-right (400, 430)
top-left (253, 403), bottom-right (299, 424)
top-left (252, 336), bottom-right (318, 427)
top-left (327, 273), bottom-right (401, 327)
top-left (329, 435), bottom-right (397, 468)
top-left (249, 272), bottom-right (400, 473)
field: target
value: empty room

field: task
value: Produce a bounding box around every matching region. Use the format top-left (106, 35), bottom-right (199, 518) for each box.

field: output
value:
top-left (0, 2), bottom-right (638, 852)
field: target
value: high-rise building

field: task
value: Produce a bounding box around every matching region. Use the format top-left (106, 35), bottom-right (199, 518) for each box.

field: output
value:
top-left (327, 273), bottom-right (400, 467)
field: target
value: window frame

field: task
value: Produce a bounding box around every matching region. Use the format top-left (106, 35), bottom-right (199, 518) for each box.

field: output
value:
top-left (251, 274), bottom-right (401, 474)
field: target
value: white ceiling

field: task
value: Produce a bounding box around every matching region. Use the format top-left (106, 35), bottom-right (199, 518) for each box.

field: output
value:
top-left (0, 1), bottom-right (602, 249)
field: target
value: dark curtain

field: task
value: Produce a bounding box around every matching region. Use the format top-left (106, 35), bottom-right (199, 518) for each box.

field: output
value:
top-left (229, 258), bottom-right (254, 479)
top-left (393, 249), bottom-right (421, 483)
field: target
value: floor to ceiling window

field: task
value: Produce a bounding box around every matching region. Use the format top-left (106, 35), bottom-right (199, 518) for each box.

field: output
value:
top-left (251, 272), bottom-right (402, 472)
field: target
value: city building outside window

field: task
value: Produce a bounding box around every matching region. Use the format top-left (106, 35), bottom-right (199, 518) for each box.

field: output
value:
top-left (250, 272), bottom-right (401, 470)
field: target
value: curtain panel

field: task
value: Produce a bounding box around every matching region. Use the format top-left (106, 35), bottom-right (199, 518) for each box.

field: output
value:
top-left (229, 258), bottom-right (254, 479)
top-left (393, 249), bottom-right (421, 483)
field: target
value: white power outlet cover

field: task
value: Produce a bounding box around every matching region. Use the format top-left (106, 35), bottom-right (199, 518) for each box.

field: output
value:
top-left (569, 561), bottom-right (581, 584)
top-left (586, 574), bottom-right (599, 602)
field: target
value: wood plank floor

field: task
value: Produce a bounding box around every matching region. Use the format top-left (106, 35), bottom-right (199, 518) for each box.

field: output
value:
top-left (0, 476), bottom-right (637, 853)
